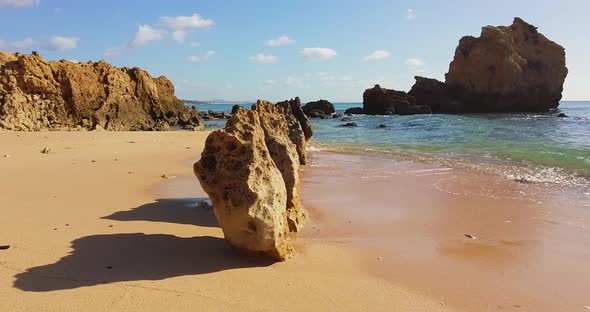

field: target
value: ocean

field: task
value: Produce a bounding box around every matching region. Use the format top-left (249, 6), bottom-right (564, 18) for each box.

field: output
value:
top-left (190, 102), bottom-right (590, 189)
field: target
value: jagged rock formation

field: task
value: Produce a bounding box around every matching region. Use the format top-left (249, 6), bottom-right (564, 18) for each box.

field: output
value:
top-left (408, 76), bottom-right (463, 113)
top-left (302, 99), bottom-right (335, 118)
top-left (0, 51), bottom-right (201, 131)
top-left (408, 18), bottom-right (567, 113)
top-left (363, 84), bottom-right (431, 115)
top-left (194, 100), bottom-right (310, 261)
top-left (276, 97), bottom-right (313, 165)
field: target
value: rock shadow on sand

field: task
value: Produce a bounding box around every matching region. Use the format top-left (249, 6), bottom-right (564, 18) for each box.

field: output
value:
top-left (14, 233), bottom-right (274, 292)
top-left (102, 198), bottom-right (218, 227)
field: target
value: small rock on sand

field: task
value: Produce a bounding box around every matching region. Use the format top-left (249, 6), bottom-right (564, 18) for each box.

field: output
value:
top-left (161, 174), bottom-right (176, 179)
top-left (377, 256), bottom-right (382, 260)
top-left (0, 245), bottom-right (10, 250)
top-left (3, 154), bottom-right (10, 158)
top-left (464, 234), bottom-right (477, 239)
top-left (40, 147), bottom-right (52, 154)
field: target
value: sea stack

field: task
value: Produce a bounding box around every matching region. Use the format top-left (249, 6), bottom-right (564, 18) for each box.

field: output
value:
top-left (302, 99), bottom-right (335, 118)
top-left (194, 100), bottom-right (310, 261)
top-left (363, 84), bottom-right (431, 115)
top-left (444, 17), bottom-right (568, 112)
top-left (0, 52), bottom-right (201, 131)
top-left (406, 18), bottom-right (567, 113)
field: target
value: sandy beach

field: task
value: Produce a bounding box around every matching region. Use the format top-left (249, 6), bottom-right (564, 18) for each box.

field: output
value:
top-left (0, 131), bottom-right (458, 312)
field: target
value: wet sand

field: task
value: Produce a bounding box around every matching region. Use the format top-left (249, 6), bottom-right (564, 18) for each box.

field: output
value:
top-left (0, 131), bottom-right (457, 312)
top-left (301, 151), bottom-right (590, 312)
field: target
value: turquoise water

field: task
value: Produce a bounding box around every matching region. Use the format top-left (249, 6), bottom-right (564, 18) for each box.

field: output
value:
top-left (191, 102), bottom-right (590, 186)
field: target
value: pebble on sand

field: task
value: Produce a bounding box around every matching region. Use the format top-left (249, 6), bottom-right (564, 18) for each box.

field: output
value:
top-left (0, 245), bottom-right (10, 250)
top-left (464, 234), bottom-right (477, 239)
top-left (161, 174), bottom-right (176, 179)
top-left (40, 147), bottom-right (52, 154)
top-left (2, 154), bottom-right (9, 158)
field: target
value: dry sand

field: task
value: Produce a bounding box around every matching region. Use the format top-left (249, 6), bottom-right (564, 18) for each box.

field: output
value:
top-left (0, 131), bottom-right (457, 312)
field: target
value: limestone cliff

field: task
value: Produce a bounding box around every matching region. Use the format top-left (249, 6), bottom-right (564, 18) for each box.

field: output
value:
top-left (0, 51), bottom-right (200, 131)
top-left (444, 17), bottom-right (568, 112)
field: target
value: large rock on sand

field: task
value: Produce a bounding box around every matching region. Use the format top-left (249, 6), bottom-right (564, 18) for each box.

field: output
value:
top-left (363, 84), bottom-right (431, 115)
top-left (0, 51), bottom-right (201, 131)
top-left (194, 100), bottom-right (309, 261)
top-left (444, 17), bottom-right (568, 112)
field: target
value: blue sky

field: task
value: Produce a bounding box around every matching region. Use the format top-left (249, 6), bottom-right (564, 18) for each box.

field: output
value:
top-left (1, 0), bottom-right (589, 102)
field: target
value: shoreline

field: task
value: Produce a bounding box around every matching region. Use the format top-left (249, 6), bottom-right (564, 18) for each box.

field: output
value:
top-left (301, 149), bottom-right (590, 311)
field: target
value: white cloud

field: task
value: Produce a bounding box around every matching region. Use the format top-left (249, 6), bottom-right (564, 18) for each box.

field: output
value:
top-left (405, 58), bottom-right (425, 67)
top-left (172, 30), bottom-right (186, 43)
top-left (250, 53), bottom-right (277, 64)
top-left (364, 50), bottom-right (391, 61)
top-left (320, 74), bottom-right (353, 82)
top-left (104, 46), bottom-right (125, 57)
top-left (187, 50), bottom-right (215, 62)
top-left (407, 9), bottom-right (416, 20)
top-left (160, 14), bottom-right (214, 30)
top-left (0, 0), bottom-right (39, 8)
top-left (0, 37), bottom-right (36, 50)
top-left (267, 35), bottom-right (295, 47)
top-left (48, 36), bottom-right (79, 51)
top-left (302, 47), bottom-right (337, 61)
top-left (405, 58), bottom-right (426, 73)
top-left (128, 25), bottom-right (164, 48)
top-left (285, 76), bottom-right (305, 88)
top-left (159, 14), bottom-right (214, 44)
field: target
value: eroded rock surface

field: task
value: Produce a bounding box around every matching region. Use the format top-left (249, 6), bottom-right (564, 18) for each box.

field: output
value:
top-left (444, 18), bottom-right (567, 112)
top-left (276, 97), bottom-right (313, 165)
top-left (302, 99), bottom-right (335, 117)
top-left (408, 76), bottom-right (462, 113)
top-left (363, 84), bottom-right (431, 115)
top-left (194, 100), bottom-right (310, 261)
top-left (0, 52), bottom-right (201, 131)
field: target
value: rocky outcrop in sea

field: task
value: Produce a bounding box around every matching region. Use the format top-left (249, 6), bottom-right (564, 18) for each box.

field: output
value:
top-left (365, 18), bottom-right (567, 115)
top-left (194, 100), bottom-right (311, 261)
top-left (0, 52), bottom-right (201, 131)
top-left (302, 99), bottom-right (335, 118)
top-left (363, 84), bottom-right (431, 115)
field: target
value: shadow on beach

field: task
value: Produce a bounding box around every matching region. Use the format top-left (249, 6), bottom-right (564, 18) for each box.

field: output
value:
top-left (102, 198), bottom-right (218, 227)
top-left (14, 233), bottom-right (274, 292)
